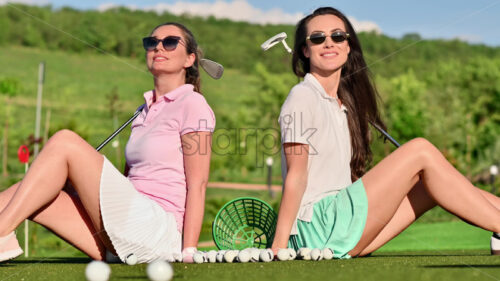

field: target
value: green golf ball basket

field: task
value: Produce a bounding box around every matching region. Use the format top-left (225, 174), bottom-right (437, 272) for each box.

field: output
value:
top-left (212, 197), bottom-right (277, 250)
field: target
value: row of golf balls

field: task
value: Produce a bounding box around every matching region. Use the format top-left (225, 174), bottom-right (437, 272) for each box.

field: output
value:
top-left (193, 247), bottom-right (334, 263)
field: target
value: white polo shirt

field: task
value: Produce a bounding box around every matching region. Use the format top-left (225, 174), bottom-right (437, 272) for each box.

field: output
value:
top-left (279, 73), bottom-right (352, 235)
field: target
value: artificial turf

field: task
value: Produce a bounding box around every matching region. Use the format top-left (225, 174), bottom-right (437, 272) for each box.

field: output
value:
top-left (2, 250), bottom-right (500, 281)
top-left (1, 213), bottom-right (496, 280)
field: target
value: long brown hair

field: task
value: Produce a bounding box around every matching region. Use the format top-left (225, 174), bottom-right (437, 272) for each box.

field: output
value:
top-left (150, 22), bottom-right (202, 93)
top-left (292, 7), bottom-right (386, 180)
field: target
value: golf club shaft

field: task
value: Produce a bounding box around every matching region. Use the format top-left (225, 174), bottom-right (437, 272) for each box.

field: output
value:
top-left (95, 59), bottom-right (223, 152)
top-left (369, 121), bottom-right (401, 148)
top-left (96, 104), bottom-right (145, 151)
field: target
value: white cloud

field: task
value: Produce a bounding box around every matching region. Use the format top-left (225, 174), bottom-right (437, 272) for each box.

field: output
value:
top-left (98, 0), bottom-right (382, 33)
top-left (454, 34), bottom-right (482, 44)
top-left (348, 17), bottom-right (382, 34)
top-left (147, 0), bottom-right (304, 25)
top-left (97, 2), bottom-right (119, 12)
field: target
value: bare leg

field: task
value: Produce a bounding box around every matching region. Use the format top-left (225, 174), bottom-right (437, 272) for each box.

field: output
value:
top-left (349, 138), bottom-right (500, 257)
top-left (479, 189), bottom-right (500, 210)
top-left (0, 130), bottom-right (114, 253)
top-left (358, 181), bottom-right (500, 256)
top-left (358, 180), bottom-right (436, 255)
top-left (0, 183), bottom-right (106, 259)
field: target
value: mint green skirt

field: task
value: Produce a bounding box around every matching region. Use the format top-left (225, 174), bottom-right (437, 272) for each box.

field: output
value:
top-left (288, 179), bottom-right (368, 259)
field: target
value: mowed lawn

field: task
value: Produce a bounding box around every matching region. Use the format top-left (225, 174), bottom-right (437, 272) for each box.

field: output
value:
top-left (2, 220), bottom-right (498, 281)
top-left (2, 250), bottom-right (500, 281)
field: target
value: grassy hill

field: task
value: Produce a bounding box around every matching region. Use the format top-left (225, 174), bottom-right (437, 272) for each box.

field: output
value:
top-left (0, 45), bottom-right (267, 185)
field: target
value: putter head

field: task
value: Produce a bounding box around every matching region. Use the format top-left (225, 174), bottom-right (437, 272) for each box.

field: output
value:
top-left (200, 58), bottom-right (224, 80)
top-left (261, 32), bottom-right (288, 51)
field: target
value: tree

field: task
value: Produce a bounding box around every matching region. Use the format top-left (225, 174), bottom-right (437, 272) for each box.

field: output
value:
top-left (242, 63), bottom-right (295, 169)
top-left (402, 32), bottom-right (422, 41)
top-left (383, 69), bottom-right (429, 143)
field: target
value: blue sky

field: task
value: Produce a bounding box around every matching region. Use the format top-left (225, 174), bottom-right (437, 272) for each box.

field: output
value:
top-left (5, 0), bottom-right (500, 46)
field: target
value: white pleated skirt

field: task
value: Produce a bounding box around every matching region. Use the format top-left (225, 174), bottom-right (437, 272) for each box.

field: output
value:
top-left (99, 156), bottom-right (182, 263)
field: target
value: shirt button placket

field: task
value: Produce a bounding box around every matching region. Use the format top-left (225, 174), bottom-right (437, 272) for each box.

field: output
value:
top-left (145, 106), bottom-right (159, 125)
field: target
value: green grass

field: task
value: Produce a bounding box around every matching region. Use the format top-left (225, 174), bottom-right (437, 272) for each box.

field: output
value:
top-left (0, 44), bottom-right (250, 140)
top-left (10, 187), bottom-right (489, 257)
top-left (0, 45), bottom-right (264, 183)
top-left (2, 250), bottom-right (500, 281)
top-left (3, 214), bottom-right (497, 281)
top-left (379, 221), bottom-right (491, 252)
top-left (5, 185), bottom-right (495, 280)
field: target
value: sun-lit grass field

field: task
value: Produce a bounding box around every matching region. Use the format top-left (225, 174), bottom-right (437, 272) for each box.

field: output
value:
top-left (3, 249), bottom-right (500, 281)
top-left (3, 186), bottom-right (497, 281)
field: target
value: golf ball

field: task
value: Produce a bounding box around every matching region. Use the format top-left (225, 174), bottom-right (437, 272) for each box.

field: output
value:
top-left (85, 260), bottom-right (111, 281)
top-left (298, 248), bottom-right (311, 260)
top-left (310, 248), bottom-right (322, 261)
top-left (216, 250), bottom-right (226, 263)
top-left (277, 249), bottom-right (289, 261)
top-left (224, 250), bottom-right (239, 263)
top-left (259, 249), bottom-right (273, 262)
top-left (193, 251), bottom-right (206, 264)
top-left (322, 248), bottom-right (334, 260)
top-left (250, 248), bottom-right (260, 262)
top-left (237, 249), bottom-right (251, 263)
top-left (288, 248), bottom-right (297, 260)
top-left (206, 250), bottom-right (218, 263)
top-left (125, 253), bottom-right (138, 265)
top-left (146, 260), bottom-right (173, 281)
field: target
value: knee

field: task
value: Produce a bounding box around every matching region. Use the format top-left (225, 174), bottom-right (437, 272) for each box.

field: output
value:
top-left (406, 138), bottom-right (440, 164)
top-left (46, 129), bottom-right (81, 149)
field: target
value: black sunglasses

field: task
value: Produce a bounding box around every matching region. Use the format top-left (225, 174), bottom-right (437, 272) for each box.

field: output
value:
top-left (142, 36), bottom-right (184, 51)
top-left (306, 31), bottom-right (350, 44)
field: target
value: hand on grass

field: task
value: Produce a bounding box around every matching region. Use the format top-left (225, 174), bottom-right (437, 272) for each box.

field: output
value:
top-left (182, 247), bottom-right (197, 263)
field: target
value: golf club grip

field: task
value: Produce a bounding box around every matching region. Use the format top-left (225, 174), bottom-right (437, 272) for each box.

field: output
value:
top-left (96, 104), bottom-right (145, 151)
top-left (370, 121), bottom-right (401, 148)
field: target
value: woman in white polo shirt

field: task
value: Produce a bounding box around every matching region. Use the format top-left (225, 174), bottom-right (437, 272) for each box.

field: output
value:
top-left (271, 7), bottom-right (500, 258)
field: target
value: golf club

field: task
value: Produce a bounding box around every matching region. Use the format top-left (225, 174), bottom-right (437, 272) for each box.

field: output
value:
top-left (200, 58), bottom-right (224, 79)
top-left (261, 32), bottom-right (401, 148)
top-left (96, 104), bottom-right (145, 151)
top-left (261, 32), bottom-right (292, 53)
top-left (370, 121), bottom-right (400, 148)
top-left (96, 58), bottom-right (224, 151)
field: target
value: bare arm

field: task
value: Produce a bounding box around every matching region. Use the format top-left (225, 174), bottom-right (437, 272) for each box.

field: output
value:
top-left (271, 143), bottom-right (309, 253)
top-left (181, 131), bottom-right (212, 250)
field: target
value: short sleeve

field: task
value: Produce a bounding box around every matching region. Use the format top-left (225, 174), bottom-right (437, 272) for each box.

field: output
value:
top-left (180, 94), bottom-right (216, 135)
top-left (279, 85), bottom-right (316, 144)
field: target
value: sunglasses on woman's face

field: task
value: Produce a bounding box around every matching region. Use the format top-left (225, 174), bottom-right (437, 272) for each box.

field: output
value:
top-left (142, 36), bottom-right (184, 51)
top-left (306, 31), bottom-right (350, 44)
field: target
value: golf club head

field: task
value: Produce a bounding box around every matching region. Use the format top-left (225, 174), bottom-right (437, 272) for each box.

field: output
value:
top-left (261, 32), bottom-right (288, 51)
top-left (200, 58), bottom-right (224, 80)
top-left (261, 32), bottom-right (292, 53)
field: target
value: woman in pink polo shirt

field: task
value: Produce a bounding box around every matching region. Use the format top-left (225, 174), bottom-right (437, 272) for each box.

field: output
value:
top-left (0, 22), bottom-right (214, 264)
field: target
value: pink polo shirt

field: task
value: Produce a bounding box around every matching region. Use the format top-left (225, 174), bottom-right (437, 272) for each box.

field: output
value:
top-left (125, 84), bottom-right (215, 233)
